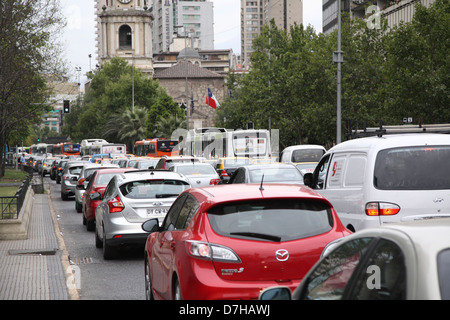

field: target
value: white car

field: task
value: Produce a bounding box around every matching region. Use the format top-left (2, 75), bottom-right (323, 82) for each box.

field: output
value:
top-left (260, 218), bottom-right (450, 300)
top-left (169, 162), bottom-right (220, 187)
top-left (304, 134), bottom-right (450, 232)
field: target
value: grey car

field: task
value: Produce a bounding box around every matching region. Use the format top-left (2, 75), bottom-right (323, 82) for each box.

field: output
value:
top-left (228, 163), bottom-right (304, 185)
top-left (74, 163), bottom-right (119, 212)
top-left (94, 170), bottom-right (191, 259)
top-left (260, 218), bottom-right (450, 300)
top-left (169, 162), bottom-right (220, 187)
top-left (60, 161), bottom-right (89, 200)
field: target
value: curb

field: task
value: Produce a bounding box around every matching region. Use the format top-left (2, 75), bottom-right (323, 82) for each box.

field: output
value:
top-left (46, 182), bottom-right (80, 300)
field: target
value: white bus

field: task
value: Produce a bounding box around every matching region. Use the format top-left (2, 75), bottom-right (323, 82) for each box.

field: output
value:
top-left (183, 128), bottom-right (271, 159)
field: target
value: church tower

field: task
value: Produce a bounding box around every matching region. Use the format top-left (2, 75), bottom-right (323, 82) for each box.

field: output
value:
top-left (95, 0), bottom-right (154, 75)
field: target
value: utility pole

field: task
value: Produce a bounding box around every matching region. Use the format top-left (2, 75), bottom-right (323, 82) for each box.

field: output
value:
top-left (333, 0), bottom-right (344, 144)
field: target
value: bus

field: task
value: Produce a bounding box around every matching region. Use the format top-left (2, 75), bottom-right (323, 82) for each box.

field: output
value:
top-left (135, 138), bottom-right (179, 157)
top-left (182, 128), bottom-right (271, 159)
top-left (80, 139), bottom-right (108, 156)
top-left (61, 142), bottom-right (81, 156)
top-left (83, 142), bottom-right (126, 157)
top-left (30, 143), bottom-right (52, 155)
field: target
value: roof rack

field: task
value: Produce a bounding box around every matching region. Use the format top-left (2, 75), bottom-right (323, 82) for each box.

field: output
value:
top-left (347, 120), bottom-right (450, 139)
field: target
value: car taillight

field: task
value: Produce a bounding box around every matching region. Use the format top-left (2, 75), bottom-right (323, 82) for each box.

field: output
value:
top-left (108, 196), bottom-right (124, 213)
top-left (220, 169), bottom-right (228, 177)
top-left (185, 241), bottom-right (241, 262)
top-left (366, 202), bottom-right (400, 216)
top-left (209, 178), bottom-right (220, 185)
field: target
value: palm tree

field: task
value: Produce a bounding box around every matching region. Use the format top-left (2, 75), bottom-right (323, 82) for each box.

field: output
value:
top-left (103, 107), bottom-right (147, 153)
top-left (152, 114), bottom-right (186, 139)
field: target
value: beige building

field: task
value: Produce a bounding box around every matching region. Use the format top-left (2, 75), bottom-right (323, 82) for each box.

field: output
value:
top-left (241, 0), bottom-right (303, 67)
top-left (95, 0), bottom-right (154, 75)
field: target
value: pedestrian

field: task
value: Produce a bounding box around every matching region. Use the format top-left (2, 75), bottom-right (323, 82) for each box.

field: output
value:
top-left (20, 153), bottom-right (26, 170)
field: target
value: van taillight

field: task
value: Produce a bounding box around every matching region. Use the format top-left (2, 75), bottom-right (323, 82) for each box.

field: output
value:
top-left (366, 202), bottom-right (400, 216)
top-left (108, 196), bottom-right (125, 213)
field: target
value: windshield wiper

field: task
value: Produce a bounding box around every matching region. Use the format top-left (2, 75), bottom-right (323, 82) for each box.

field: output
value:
top-left (229, 232), bottom-right (281, 242)
top-left (155, 193), bottom-right (179, 198)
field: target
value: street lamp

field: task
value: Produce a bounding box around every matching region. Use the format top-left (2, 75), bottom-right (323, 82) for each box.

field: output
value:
top-left (175, 25), bottom-right (189, 130)
top-left (125, 52), bottom-right (135, 113)
top-left (333, 0), bottom-right (344, 144)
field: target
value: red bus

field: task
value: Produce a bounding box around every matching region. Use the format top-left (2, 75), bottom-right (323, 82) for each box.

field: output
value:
top-left (135, 138), bottom-right (178, 157)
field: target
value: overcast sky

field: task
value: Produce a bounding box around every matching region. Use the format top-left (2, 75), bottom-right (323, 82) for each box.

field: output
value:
top-left (59, 0), bottom-right (322, 82)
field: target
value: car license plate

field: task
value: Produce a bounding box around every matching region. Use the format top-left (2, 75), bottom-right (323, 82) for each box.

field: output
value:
top-left (146, 208), bottom-right (169, 216)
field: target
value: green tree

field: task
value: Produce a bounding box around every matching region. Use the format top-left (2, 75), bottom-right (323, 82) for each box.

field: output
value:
top-left (0, 0), bottom-right (66, 176)
top-left (382, 0), bottom-right (450, 124)
top-left (66, 57), bottom-right (181, 145)
top-left (103, 107), bottom-right (148, 153)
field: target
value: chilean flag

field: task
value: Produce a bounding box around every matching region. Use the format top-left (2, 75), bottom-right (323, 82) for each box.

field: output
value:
top-left (206, 88), bottom-right (220, 109)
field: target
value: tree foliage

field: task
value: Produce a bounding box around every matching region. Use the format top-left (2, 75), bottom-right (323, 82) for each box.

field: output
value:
top-left (0, 0), bottom-right (66, 176)
top-left (65, 57), bottom-right (185, 145)
top-left (216, 0), bottom-right (449, 148)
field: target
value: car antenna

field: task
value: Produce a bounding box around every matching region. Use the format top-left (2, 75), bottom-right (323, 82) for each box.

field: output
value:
top-left (259, 174), bottom-right (264, 191)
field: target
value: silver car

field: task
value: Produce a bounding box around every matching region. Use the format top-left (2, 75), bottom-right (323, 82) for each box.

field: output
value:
top-left (169, 162), bottom-right (220, 187)
top-left (94, 170), bottom-right (191, 259)
top-left (260, 218), bottom-right (450, 300)
top-left (74, 163), bottom-right (119, 212)
top-left (60, 161), bottom-right (89, 201)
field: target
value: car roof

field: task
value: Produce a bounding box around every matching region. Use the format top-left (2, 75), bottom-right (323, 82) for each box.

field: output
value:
top-left (328, 133), bottom-right (450, 154)
top-left (188, 184), bottom-right (328, 205)
top-left (282, 144), bottom-right (326, 151)
top-left (242, 163), bottom-right (297, 170)
top-left (337, 218), bottom-right (450, 255)
top-left (115, 170), bottom-right (190, 183)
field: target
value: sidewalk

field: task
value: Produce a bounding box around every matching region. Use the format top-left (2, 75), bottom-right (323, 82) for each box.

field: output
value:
top-left (0, 186), bottom-right (75, 300)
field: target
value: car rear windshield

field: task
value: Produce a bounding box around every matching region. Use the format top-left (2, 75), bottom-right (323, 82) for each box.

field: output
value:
top-left (120, 179), bottom-right (190, 199)
top-left (176, 165), bottom-right (216, 175)
top-left (207, 199), bottom-right (333, 242)
top-left (374, 146), bottom-right (450, 190)
top-left (291, 149), bottom-right (324, 163)
top-left (249, 167), bottom-right (302, 183)
top-left (68, 166), bottom-right (83, 175)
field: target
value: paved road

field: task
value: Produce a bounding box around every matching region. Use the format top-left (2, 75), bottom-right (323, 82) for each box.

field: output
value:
top-left (48, 176), bottom-right (145, 300)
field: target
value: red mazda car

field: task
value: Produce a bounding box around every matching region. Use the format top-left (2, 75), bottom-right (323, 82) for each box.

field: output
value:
top-left (82, 168), bottom-right (134, 231)
top-left (142, 184), bottom-right (351, 300)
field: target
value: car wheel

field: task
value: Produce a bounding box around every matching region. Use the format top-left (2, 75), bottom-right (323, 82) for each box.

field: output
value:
top-left (75, 201), bottom-right (82, 213)
top-left (61, 192), bottom-right (68, 201)
top-left (95, 224), bottom-right (102, 248)
top-left (144, 257), bottom-right (154, 300)
top-left (173, 278), bottom-right (182, 300)
top-left (102, 228), bottom-right (116, 260)
top-left (86, 219), bottom-right (95, 232)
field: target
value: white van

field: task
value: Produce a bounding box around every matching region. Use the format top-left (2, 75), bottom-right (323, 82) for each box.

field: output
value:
top-left (303, 134), bottom-right (450, 232)
top-left (279, 145), bottom-right (326, 164)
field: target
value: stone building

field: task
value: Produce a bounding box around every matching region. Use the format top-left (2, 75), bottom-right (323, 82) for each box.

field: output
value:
top-left (153, 47), bottom-right (225, 128)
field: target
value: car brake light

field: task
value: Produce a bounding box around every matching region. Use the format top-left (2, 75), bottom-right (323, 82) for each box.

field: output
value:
top-left (366, 202), bottom-right (400, 216)
top-left (108, 196), bottom-right (125, 213)
top-left (210, 178), bottom-right (220, 185)
top-left (220, 169), bottom-right (228, 177)
top-left (185, 241), bottom-right (240, 262)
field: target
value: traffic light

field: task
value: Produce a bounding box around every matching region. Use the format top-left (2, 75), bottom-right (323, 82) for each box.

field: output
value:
top-left (190, 96), bottom-right (194, 116)
top-left (63, 100), bottom-right (70, 113)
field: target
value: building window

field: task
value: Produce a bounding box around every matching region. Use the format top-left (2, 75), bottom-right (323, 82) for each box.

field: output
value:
top-left (119, 25), bottom-right (132, 49)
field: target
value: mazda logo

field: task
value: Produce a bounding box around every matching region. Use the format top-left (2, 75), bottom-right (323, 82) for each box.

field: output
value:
top-left (275, 249), bottom-right (289, 262)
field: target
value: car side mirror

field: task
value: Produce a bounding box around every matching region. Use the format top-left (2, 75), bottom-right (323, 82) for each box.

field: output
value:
top-left (142, 218), bottom-right (160, 233)
top-left (259, 287), bottom-right (292, 300)
top-left (303, 172), bottom-right (314, 188)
